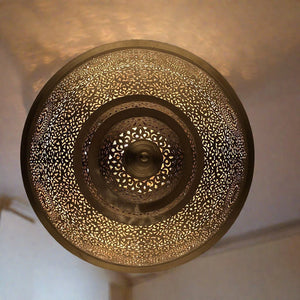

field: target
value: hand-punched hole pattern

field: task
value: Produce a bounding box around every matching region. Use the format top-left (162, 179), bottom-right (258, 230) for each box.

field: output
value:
top-left (26, 45), bottom-right (252, 270)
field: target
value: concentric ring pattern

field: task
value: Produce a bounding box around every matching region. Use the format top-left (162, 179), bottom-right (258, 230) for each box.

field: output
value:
top-left (21, 40), bottom-right (254, 272)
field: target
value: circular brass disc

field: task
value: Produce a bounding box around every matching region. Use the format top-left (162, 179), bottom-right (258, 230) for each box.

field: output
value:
top-left (123, 139), bottom-right (163, 179)
top-left (21, 40), bottom-right (254, 272)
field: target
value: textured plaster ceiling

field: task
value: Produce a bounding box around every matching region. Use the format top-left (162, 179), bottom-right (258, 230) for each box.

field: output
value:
top-left (0, 0), bottom-right (299, 252)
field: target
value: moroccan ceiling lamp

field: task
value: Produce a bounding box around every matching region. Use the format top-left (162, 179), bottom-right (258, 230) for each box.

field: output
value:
top-left (21, 40), bottom-right (254, 272)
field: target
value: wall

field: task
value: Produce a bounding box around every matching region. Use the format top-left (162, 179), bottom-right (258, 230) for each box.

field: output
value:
top-left (132, 234), bottom-right (300, 300)
top-left (0, 210), bottom-right (111, 300)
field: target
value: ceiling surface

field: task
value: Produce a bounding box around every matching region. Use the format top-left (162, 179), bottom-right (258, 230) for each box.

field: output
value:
top-left (0, 0), bottom-right (299, 270)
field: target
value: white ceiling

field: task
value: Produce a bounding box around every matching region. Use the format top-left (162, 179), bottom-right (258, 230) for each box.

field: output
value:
top-left (0, 0), bottom-right (299, 262)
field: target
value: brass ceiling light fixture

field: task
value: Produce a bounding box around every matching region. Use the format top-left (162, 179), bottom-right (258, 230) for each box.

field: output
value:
top-left (21, 40), bottom-right (254, 272)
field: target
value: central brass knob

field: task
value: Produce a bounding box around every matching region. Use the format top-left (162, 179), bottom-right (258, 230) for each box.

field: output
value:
top-left (123, 140), bottom-right (163, 180)
top-left (139, 151), bottom-right (150, 163)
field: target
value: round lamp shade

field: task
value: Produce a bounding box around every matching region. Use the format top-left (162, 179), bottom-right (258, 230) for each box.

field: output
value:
top-left (21, 40), bottom-right (254, 272)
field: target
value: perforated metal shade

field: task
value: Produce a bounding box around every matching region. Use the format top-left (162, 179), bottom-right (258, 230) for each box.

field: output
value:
top-left (21, 40), bottom-right (254, 272)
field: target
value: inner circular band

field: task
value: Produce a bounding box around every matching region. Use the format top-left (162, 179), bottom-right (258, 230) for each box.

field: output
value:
top-left (74, 95), bottom-right (204, 226)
